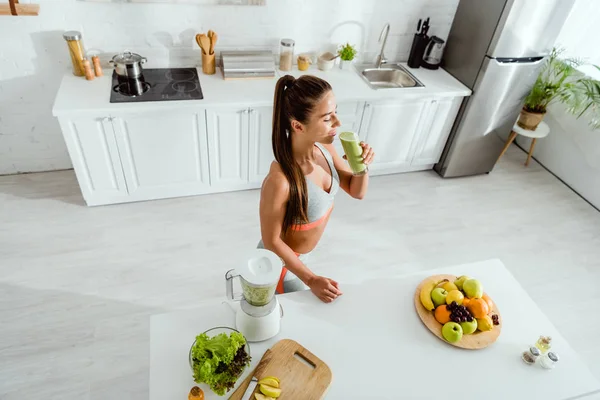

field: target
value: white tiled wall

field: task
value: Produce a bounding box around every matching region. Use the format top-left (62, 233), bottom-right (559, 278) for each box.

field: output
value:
top-left (0, 0), bottom-right (458, 175)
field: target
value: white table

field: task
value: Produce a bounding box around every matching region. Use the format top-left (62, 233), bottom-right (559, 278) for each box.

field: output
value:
top-left (149, 259), bottom-right (600, 400)
top-left (497, 120), bottom-right (550, 167)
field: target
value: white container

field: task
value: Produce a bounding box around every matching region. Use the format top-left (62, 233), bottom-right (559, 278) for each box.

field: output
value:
top-left (317, 52), bottom-right (336, 71)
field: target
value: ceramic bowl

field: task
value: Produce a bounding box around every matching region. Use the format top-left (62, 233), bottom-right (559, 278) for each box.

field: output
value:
top-left (317, 52), bottom-right (336, 71)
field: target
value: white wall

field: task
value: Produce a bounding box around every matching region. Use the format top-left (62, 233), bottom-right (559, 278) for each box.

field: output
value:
top-left (0, 0), bottom-right (459, 175)
top-left (516, 0), bottom-right (600, 209)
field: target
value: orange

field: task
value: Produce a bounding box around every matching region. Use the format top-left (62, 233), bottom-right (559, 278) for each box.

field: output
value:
top-left (467, 298), bottom-right (489, 319)
top-left (482, 293), bottom-right (495, 312)
top-left (462, 297), bottom-right (471, 307)
top-left (434, 305), bottom-right (452, 324)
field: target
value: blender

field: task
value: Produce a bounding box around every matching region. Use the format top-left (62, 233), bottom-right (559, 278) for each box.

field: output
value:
top-left (225, 249), bottom-right (283, 342)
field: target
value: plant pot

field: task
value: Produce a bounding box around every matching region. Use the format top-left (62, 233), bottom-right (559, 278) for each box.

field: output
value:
top-left (517, 107), bottom-right (546, 130)
top-left (339, 59), bottom-right (353, 70)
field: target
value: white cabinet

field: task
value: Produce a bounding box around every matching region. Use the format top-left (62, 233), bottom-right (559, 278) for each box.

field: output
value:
top-left (205, 107), bottom-right (250, 189)
top-left (411, 97), bottom-right (462, 166)
top-left (248, 106), bottom-right (274, 185)
top-left (111, 110), bottom-right (211, 201)
top-left (58, 116), bottom-right (128, 205)
top-left (359, 99), bottom-right (429, 174)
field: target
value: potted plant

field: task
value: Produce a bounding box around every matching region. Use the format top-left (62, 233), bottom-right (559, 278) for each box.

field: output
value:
top-left (338, 43), bottom-right (357, 70)
top-left (519, 47), bottom-right (600, 131)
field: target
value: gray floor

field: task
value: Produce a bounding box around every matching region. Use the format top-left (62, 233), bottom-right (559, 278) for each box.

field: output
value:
top-left (1, 146), bottom-right (599, 400)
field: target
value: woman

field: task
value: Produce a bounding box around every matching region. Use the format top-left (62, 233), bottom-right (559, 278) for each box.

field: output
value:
top-left (258, 74), bottom-right (375, 303)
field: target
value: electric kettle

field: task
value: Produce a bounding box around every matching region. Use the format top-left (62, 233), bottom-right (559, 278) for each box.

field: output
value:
top-left (422, 36), bottom-right (445, 70)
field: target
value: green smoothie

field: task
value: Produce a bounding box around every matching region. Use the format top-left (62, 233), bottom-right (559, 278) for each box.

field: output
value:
top-left (339, 131), bottom-right (367, 175)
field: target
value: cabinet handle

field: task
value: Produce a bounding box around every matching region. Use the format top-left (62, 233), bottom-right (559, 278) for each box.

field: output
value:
top-left (365, 103), bottom-right (371, 108)
top-left (103, 117), bottom-right (112, 122)
top-left (249, 109), bottom-right (255, 114)
top-left (242, 109), bottom-right (249, 114)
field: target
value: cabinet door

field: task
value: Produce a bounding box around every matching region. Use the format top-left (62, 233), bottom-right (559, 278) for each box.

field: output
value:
top-left (206, 107), bottom-right (250, 189)
top-left (58, 116), bottom-right (127, 204)
top-left (412, 97), bottom-right (463, 166)
top-left (112, 110), bottom-right (211, 200)
top-left (332, 101), bottom-right (365, 158)
top-left (359, 99), bottom-right (428, 173)
top-left (248, 106), bottom-right (274, 185)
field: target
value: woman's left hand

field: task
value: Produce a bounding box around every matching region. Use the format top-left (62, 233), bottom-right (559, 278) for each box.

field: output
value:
top-left (360, 142), bottom-right (375, 165)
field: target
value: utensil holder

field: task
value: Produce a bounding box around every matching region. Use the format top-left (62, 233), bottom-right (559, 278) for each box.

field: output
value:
top-left (202, 52), bottom-right (216, 75)
top-left (407, 34), bottom-right (428, 69)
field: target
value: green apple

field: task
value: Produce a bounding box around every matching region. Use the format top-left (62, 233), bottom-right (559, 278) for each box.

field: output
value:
top-left (463, 279), bottom-right (483, 299)
top-left (431, 288), bottom-right (448, 307)
top-left (460, 319), bottom-right (478, 335)
top-left (454, 275), bottom-right (470, 291)
top-left (442, 281), bottom-right (459, 292)
top-left (442, 322), bottom-right (463, 343)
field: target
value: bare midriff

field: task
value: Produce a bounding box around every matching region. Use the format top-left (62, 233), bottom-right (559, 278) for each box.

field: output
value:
top-left (281, 210), bottom-right (332, 255)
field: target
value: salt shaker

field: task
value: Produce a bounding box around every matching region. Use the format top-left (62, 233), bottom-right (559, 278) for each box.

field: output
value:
top-left (83, 58), bottom-right (95, 81)
top-left (92, 55), bottom-right (103, 77)
top-left (540, 352), bottom-right (559, 369)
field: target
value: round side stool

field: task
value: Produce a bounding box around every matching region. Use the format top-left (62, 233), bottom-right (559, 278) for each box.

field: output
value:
top-left (497, 120), bottom-right (550, 166)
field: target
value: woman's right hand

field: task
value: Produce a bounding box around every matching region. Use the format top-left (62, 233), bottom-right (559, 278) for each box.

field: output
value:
top-left (307, 276), bottom-right (343, 303)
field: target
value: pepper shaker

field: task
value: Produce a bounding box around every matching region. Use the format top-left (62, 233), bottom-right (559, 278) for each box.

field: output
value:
top-left (540, 352), bottom-right (559, 369)
top-left (521, 346), bottom-right (541, 365)
top-left (83, 58), bottom-right (95, 81)
top-left (92, 55), bottom-right (103, 77)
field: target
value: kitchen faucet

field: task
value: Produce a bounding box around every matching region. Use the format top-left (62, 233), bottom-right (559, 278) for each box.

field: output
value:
top-left (375, 23), bottom-right (390, 68)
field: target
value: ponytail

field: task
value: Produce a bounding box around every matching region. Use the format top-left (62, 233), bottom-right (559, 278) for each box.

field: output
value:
top-left (271, 74), bottom-right (332, 235)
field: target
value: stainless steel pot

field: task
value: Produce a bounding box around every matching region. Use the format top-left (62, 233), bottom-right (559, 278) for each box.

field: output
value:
top-left (109, 51), bottom-right (147, 78)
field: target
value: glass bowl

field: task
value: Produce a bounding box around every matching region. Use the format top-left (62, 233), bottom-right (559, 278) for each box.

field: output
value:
top-left (188, 326), bottom-right (251, 374)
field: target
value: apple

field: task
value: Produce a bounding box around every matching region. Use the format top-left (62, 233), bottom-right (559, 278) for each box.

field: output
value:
top-left (463, 278), bottom-right (483, 299)
top-left (431, 288), bottom-right (448, 307)
top-left (442, 281), bottom-right (459, 292)
top-left (454, 275), bottom-right (470, 291)
top-left (442, 322), bottom-right (463, 343)
top-left (460, 318), bottom-right (478, 335)
top-left (446, 289), bottom-right (464, 305)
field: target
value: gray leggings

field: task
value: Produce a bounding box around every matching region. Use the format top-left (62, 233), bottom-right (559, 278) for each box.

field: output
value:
top-left (257, 240), bottom-right (310, 294)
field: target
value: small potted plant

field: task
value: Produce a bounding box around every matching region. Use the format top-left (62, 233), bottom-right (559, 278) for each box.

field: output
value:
top-left (519, 47), bottom-right (600, 131)
top-left (338, 43), bottom-right (357, 70)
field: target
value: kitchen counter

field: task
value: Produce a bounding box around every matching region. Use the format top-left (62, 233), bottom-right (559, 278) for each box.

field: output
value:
top-left (149, 259), bottom-right (600, 400)
top-left (52, 63), bottom-right (471, 116)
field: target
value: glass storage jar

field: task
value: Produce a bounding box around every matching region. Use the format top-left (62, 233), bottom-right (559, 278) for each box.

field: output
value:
top-left (279, 38), bottom-right (295, 71)
top-left (63, 31), bottom-right (86, 77)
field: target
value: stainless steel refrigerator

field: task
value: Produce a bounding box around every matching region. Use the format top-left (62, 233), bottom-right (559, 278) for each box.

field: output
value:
top-left (434, 0), bottom-right (575, 178)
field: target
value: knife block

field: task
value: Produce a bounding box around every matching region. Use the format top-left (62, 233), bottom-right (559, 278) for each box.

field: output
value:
top-left (202, 52), bottom-right (216, 75)
top-left (407, 34), bottom-right (428, 69)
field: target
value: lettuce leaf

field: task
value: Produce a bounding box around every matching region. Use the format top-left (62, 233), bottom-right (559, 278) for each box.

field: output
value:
top-left (191, 331), bottom-right (251, 396)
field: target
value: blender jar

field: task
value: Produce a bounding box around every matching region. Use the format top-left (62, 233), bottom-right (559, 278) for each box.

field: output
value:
top-left (226, 249), bottom-right (283, 306)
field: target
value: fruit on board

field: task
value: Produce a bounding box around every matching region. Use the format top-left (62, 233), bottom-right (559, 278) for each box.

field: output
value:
top-left (260, 384), bottom-right (281, 398)
top-left (462, 297), bottom-right (471, 307)
top-left (419, 279), bottom-right (441, 311)
top-left (434, 305), bottom-right (452, 324)
top-left (482, 293), bottom-right (495, 312)
top-left (476, 315), bottom-right (494, 332)
top-left (431, 288), bottom-right (448, 308)
top-left (435, 279), bottom-right (450, 288)
top-left (446, 290), bottom-right (464, 306)
top-left (442, 281), bottom-right (459, 292)
top-left (454, 275), bottom-right (470, 291)
top-left (463, 279), bottom-right (483, 299)
top-left (466, 298), bottom-right (489, 319)
top-left (258, 378), bottom-right (279, 388)
top-left (442, 322), bottom-right (463, 343)
top-left (460, 318), bottom-right (478, 335)
top-left (255, 394), bottom-right (275, 400)
top-left (448, 303), bottom-right (473, 324)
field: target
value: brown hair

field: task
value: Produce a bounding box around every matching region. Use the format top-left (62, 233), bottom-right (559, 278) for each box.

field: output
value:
top-left (272, 74), bottom-right (332, 235)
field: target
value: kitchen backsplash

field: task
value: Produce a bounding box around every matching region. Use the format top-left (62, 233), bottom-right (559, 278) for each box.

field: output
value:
top-left (0, 0), bottom-right (458, 175)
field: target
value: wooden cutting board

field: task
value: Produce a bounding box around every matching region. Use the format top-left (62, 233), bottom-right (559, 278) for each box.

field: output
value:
top-left (229, 339), bottom-right (332, 400)
top-left (414, 274), bottom-right (502, 349)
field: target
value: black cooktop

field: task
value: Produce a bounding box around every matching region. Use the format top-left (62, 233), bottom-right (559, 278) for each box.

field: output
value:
top-left (109, 68), bottom-right (204, 103)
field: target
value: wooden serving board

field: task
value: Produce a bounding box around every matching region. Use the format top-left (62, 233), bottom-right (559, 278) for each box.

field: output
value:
top-left (414, 274), bottom-right (502, 349)
top-left (229, 339), bottom-right (332, 400)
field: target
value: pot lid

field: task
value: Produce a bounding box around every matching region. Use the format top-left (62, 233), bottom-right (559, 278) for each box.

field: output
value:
top-left (112, 51), bottom-right (145, 64)
top-left (237, 249), bottom-right (282, 286)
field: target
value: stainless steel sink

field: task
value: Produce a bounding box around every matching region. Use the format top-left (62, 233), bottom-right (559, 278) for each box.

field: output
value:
top-left (356, 64), bottom-right (424, 90)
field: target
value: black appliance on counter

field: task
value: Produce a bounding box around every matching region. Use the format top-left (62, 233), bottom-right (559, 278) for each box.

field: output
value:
top-left (110, 67), bottom-right (204, 103)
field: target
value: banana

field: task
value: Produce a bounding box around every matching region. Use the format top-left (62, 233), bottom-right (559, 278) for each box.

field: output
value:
top-left (419, 279), bottom-right (439, 311)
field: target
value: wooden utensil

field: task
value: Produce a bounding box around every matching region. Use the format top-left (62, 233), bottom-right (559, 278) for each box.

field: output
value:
top-left (195, 34), bottom-right (204, 52)
top-left (228, 349), bottom-right (273, 400)
top-left (414, 274), bottom-right (502, 350)
top-left (209, 31), bottom-right (218, 55)
top-left (230, 339), bottom-right (332, 400)
top-left (199, 34), bottom-right (211, 56)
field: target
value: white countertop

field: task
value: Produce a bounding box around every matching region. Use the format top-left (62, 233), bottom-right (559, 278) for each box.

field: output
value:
top-left (52, 63), bottom-right (471, 117)
top-left (149, 259), bottom-right (600, 400)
